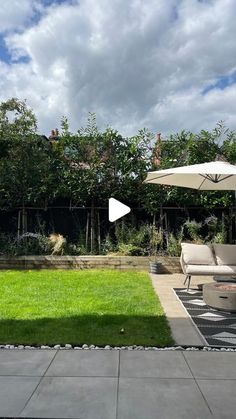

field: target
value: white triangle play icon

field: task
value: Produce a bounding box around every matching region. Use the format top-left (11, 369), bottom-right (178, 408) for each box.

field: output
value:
top-left (109, 198), bottom-right (131, 222)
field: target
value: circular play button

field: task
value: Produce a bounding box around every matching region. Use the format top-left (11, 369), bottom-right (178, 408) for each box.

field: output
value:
top-left (108, 198), bottom-right (131, 222)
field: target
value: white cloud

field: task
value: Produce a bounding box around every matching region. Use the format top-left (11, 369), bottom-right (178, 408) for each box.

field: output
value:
top-left (0, 0), bottom-right (40, 33)
top-left (0, 0), bottom-right (236, 136)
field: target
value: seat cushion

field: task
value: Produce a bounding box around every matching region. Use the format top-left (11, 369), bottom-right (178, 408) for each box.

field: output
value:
top-left (186, 265), bottom-right (236, 275)
top-left (213, 244), bottom-right (236, 265)
top-left (181, 243), bottom-right (215, 265)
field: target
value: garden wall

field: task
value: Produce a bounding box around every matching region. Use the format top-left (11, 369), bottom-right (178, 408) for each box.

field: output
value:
top-left (0, 255), bottom-right (181, 273)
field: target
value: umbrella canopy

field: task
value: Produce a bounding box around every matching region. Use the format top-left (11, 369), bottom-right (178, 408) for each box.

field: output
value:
top-left (144, 161), bottom-right (236, 190)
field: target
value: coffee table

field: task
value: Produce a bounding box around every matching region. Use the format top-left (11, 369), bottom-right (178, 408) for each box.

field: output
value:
top-left (213, 275), bottom-right (236, 283)
top-left (203, 282), bottom-right (236, 312)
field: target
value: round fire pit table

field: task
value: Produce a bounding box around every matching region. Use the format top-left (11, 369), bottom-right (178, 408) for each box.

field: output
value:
top-left (203, 282), bottom-right (236, 312)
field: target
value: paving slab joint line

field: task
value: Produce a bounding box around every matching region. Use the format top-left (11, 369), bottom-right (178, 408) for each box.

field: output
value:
top-left (115, 349), bottom-right (120, 419)
top-left (18, 349), bottom-right (59, 417)
top-left (182, 352), bottom-right (213, 415)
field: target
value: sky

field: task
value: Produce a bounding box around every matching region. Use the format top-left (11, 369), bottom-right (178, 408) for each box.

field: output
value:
top-left (0, 0), bottom-right (236, 138)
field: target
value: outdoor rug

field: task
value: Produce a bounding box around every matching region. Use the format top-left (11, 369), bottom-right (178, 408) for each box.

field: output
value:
top-left (173, 288), bottom-right (236, 347)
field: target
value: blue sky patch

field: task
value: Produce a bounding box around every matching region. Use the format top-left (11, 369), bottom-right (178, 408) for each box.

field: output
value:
top-left (25, 0), bottom-right (74, 27)
top-left (41, 0), bottom-right (74, 6)
top-left (13, 55), bottom-right (31, 64)
top-left (202, 72), bottom-right (236, 95)
top-left (0, 36), bottom-right (12, 64)
top-left (0, 35), bottom-right (30, 64)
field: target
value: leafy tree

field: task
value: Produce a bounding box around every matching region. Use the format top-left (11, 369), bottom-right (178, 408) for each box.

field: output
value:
top-left (0, 99), bottom-right (54, 234)
top-left (0, 97), bottom-right (236, 249)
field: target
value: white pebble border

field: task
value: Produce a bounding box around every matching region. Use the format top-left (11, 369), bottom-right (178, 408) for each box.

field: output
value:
top-left (0, 344), bottom-right (236, 351)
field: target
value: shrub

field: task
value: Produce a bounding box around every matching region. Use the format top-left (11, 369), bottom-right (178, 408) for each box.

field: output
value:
top-left (184, 219), bottom-right (203, 243)
top-left (116, 243), bottom-right (142, 256)
top-left (204, 215), bottom-right (227, 244)
top-left (0, 233), bottom-right (51, 256)
top-left (114, 222), bottom-right (162, 256)
top-left (166, 227), bottom-right (184, 257)
top-left (0, 233), bottom-right (16, 255)
top-left (101, 234), bottom-right (115, 254)
top-left (17, 233), bottom-right (51, 255)
top-left (65, 243), bottom-right (87, 255)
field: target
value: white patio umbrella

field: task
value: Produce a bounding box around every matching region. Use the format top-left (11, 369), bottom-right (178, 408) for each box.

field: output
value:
top-left (144, 160), bottom-right (236, 190)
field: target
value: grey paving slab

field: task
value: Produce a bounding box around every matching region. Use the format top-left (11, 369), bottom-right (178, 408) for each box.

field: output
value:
top-left (120, 350), bottom-right (193, 378)
top-left (0, 376), bottom-right (40, 417)
top-left (46, 349), bottom-right (119, 377)
top-left (197, 379), bottom-right (236, 419)
top-left (183, 351), bottom-right (236, 379)
top-left (20, 376), bottom-right (117, 419)
top-left (0, 349), bottom-right (56, 376)
top-left (150, 273), bottom-right (213, 346)
top-left (117, 377), bottom-right (212, 419)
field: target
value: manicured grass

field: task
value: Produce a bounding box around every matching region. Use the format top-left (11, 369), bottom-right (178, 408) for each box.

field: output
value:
top-left (0, 269), bottom-right (173, 346)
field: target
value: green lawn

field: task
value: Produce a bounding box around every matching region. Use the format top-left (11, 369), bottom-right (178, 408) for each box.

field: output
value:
top-left (0, 269), bottom-right (173, 346)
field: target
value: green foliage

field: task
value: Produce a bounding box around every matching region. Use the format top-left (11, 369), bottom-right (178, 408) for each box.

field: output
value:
top-left (100, 223), bottom-right (164, 256)
top-left (0, 98), bottom-right (235, 214)
top-left (0, 233), bottom-right (16, 255)
top-left (165, 214), bottom-right (228, 256)
top-left (114, 222), bottom-right (161, 256)
top-left (0, 97), bottom-right (236, 251)
top-left (65, 243), bottom-right (87, 255)
top-left (0, 98), bottom-right (37, 136)
top-left (204, 215), bottom-right (227, 244)
top-left (184, 219), bottom-right (203, 243)
top-left (101, 234), bottom-right (115, 254)
top-left (166, 227), bottom-right (184, 257)
top-left (0, 233), bottom-right (51, 256)
top-left (16, 235), bottom-right (51, 256)
top-left (180, 216), bottom-right (227, 246)
top-left (212, 231), bottom-right (227, 244)
top-left (116, 243), bottom-right (142, 256)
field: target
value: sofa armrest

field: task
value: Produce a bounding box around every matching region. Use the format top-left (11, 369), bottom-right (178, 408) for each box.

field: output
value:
top-left (180, 252), bottom-right (186, 274)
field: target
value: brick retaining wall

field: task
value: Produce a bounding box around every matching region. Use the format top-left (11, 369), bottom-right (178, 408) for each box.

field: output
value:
top-left (0, 255), bottom-right (181, 273)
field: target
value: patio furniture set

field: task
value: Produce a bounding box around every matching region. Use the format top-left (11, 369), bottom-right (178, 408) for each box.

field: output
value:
top-left (180, 242), bottom-right (236, 312)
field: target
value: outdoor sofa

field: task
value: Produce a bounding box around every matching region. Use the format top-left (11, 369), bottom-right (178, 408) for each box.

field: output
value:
top-left (180, 243), bottom-right (236, 290)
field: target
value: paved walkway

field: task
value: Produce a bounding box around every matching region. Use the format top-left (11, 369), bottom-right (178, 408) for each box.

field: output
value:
top-left (151, 273), bottom-right (214, 346)
top-left (0, 348), bottom-right (236, 418)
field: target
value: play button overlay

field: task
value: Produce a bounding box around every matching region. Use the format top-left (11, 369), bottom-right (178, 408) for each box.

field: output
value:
top-left (109, 198), bottom-right (131, 222)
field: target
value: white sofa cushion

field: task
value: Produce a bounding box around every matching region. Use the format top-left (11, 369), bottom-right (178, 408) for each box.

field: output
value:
top-left (213, 244), bottom-right (236, 266)
top-left (181, 243), bottom-right (215, 265)
top-left (185, 265), bottom-right (236, 275)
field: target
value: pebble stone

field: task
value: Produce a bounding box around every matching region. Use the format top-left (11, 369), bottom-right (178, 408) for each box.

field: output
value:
top-left (65, 344), bottom-right (72, 349)
top-left (82, 344), bottom-right (89, 349)
top-left (0, 344), bottom-right (235, 351)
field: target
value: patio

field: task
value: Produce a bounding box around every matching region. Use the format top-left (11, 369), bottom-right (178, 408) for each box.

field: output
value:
top-left (151, 273), bottom-right (214, 347)
top-left (1, 347), bottom-right (236, 418)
